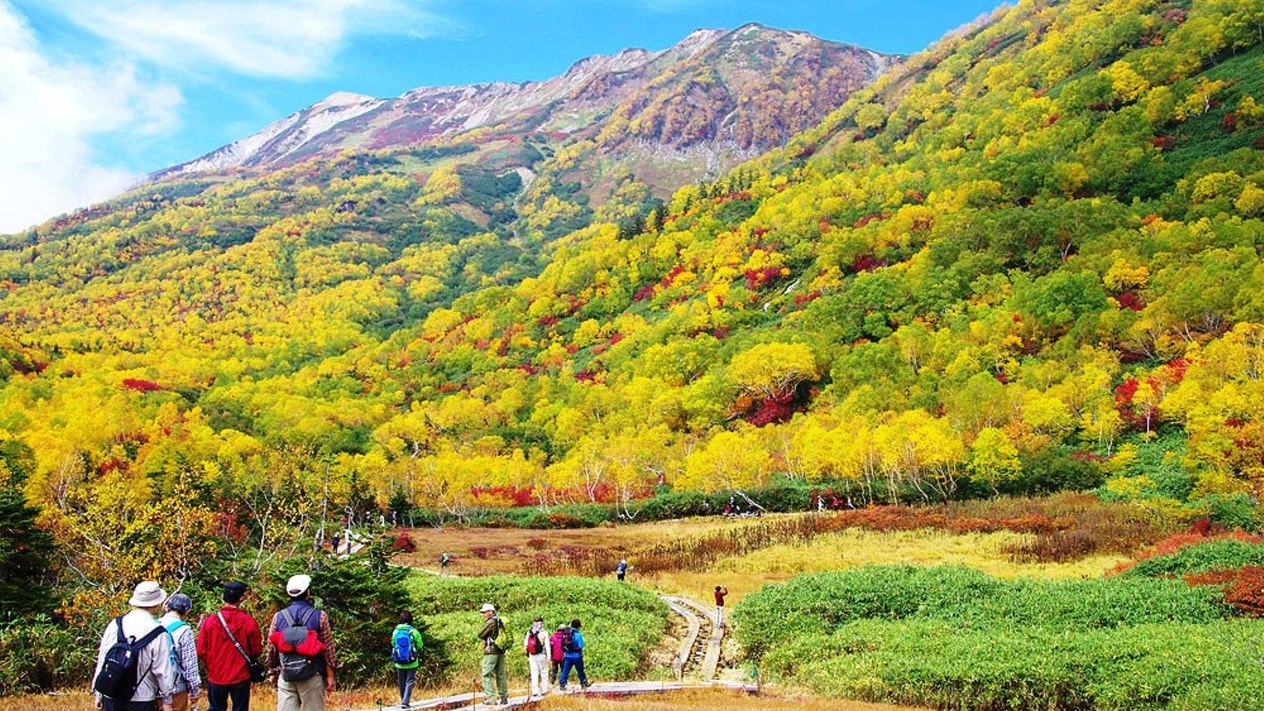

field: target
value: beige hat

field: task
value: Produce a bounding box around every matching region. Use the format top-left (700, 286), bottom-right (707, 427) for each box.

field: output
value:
top-left (286, 574), bottom-right (312, 596)
top-left (479, 603), bottom-right (495, 613)
top-left (129, 581), bottom-right (168, 608)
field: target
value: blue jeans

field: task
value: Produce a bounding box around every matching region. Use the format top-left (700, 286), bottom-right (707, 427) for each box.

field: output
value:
top-left (396, 667), bottom-right (416, 706)
top-left (559, 654), bottom-right (588, 687)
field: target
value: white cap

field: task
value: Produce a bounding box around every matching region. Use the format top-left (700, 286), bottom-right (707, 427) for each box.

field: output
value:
top-left (286, 574), bottom-right (312, 596)
top-left (129, 581), bottom-right (168, 608)
top-left (479, 603), bottom-right (495, 613)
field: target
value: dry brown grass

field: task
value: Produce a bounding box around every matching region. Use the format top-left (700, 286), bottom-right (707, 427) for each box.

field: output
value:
top-left (396, 517), bottom-right (757, 577)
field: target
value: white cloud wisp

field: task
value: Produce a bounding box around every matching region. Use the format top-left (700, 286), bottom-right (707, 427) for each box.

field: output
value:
top-left (0, 2), bottom-right (181, 234)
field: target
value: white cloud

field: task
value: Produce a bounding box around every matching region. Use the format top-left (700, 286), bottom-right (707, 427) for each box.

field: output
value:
top-left (40, 0), bottom-right (446, 80)
top-left (0, 2), bottom-right (182, 233)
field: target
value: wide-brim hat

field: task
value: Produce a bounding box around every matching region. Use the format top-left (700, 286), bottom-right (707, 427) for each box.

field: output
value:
top-left (129, 581), bottom-right (168, 608)
top-left (479, 603), bottom-right (495, 613)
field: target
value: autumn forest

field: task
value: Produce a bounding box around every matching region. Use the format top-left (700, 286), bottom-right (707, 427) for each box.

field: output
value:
top-left (2, 0), bottom-right (1264, 681)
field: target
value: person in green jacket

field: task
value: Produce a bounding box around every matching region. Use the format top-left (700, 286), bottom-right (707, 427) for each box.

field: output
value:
top-left (391, 611), bottom-right (424, 709)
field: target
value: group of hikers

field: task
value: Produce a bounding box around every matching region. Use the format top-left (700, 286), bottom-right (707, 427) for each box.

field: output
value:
top-left (92, 575), bottom-right (337, 711)
top-left (89, 577), bottom-right (602, 711)
top-left (476, 603), bottom-right (592, 707)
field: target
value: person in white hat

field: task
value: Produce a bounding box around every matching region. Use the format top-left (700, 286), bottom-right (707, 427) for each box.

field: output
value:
top-left (477, 603), bottom-right (509, 706)
top-left (266, 574), bottom-right (338, 711)
top-left (92, 581), bottom-right (178, 711)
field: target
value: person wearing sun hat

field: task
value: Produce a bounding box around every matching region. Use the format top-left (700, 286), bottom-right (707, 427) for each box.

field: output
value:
top-left (93, 581), bottom-right (178, 711)
top-left (477, 603), bottom-right (509, 706)
top-left (160, 592), bottom-right (202, 711)
top-left (267, 573), bottom-right (338, 711)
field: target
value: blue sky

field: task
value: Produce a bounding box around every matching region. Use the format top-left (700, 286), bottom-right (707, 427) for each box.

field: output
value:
top-left (0, 0), bottom-right (1005, 233)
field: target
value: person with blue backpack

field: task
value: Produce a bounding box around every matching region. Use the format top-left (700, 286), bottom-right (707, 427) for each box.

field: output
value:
top-left (390, 611), bottom-right (424, 709)
top-left (159, 593), bottom-right (202, 711)
top-left (557, 618), bottom-right (590, 692)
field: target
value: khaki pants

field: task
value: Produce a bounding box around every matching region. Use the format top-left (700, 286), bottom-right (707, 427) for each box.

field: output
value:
top-left (277, 674), bottom-right (325, 711)
top-left (481, 652), bottom-right (507, 702)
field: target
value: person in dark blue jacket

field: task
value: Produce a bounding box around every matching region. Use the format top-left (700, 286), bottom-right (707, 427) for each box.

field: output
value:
top-left (558, 618), bottom-right (590, 691)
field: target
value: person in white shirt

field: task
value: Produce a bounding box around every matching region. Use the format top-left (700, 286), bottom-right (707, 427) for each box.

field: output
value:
top-left (93, 580), bottom-right (178, 711)
top-left (160, 593), bottom-right (202, 711)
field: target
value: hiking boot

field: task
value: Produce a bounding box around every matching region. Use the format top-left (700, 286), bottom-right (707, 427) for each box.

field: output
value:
top-left (580, 682), bottom-right (592, 689)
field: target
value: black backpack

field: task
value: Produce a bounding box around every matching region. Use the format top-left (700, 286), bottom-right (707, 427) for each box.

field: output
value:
top-left (561, 626), bottom-right (579, 653)
top-left (93, 617), bottom-right (165, 700)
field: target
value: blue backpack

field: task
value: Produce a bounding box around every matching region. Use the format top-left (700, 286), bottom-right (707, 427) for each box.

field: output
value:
top-left (392, 626), bottom-right (417, 664)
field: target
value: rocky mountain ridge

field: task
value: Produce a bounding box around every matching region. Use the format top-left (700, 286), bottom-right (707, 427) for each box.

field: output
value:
top-left (153, 24), bottom-right (898, 181)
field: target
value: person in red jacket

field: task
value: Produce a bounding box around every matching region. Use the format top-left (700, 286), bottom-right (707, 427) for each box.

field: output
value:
top-left (197, 581), bottom-right (263, 711)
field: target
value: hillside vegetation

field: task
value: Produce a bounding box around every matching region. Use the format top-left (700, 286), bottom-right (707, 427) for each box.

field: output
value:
top-left (0, 0), bottom-right (1262, 633)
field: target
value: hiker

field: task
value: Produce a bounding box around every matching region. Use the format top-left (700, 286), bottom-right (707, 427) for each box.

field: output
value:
top-left (524, 617), bottom-right (549, 698)
top-left (197, 581), bottom-right (264, 711)
top-left (439, 552), bottom-right (451, 573)
top-left (267, 574), bottom-right (338, 711)
top-left (557, 618), bottom-right (590, 691)
top-left (714, 585), bottom-right (728, 628)
top-left (330, 533), bottom-right (341, 555)
top-left (161, 593), bottom-right (202, 711)
top-left (477, 603), bottom-right (510, 706)
top-left (93, 580), bottom-right (178, 711)
top-left (615, 559), bottom-right (628, 581)
top-left (548, 623), bottom-right (566, 687)
top-left (391, 611), bottom-right (424, 709)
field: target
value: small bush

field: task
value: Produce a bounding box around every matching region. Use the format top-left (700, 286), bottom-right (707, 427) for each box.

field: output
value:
top-left (1118, 536), bottom-right (1264, 578)
top-left (0, 620), bottom-right (95, 695)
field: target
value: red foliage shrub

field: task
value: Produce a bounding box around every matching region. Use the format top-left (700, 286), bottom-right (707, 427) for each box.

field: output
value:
top-left (122, 378), bottom-right (162, 392)
top-left (794, 290), bottom-right (822, 306)
top-left (1224, 566), bottom-right (1264, 615)
top-left (1151, 135), bottom-right (1176, 151)
top-left (1116, 290), bottom-right (1146, 311)
top-left (390, 532), bottom-right (416, 553)
top-left (851, 254), bottom-right (886, 273)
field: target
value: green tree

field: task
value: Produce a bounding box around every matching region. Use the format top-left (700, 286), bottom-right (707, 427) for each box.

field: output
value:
top-left (0, 441), bottom-right (57, 621)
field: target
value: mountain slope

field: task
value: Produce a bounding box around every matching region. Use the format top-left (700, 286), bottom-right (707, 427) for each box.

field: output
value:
top-left (1, 0), bottom-right (1263, 525)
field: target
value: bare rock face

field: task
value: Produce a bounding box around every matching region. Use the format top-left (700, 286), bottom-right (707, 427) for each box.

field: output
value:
top-left (152, 24), bottom-right (899, 181)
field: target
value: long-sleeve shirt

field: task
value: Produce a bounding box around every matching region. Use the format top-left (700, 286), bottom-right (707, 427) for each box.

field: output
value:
top-left (266, 601), bottom-right (338, 674)
top-left (563, 628), bottom-right (585, 659)
top-left (160, 612), bottom-right (201, 696)
top-left (197, 604), bottom-right (263, 686)
top-left (478, 615), bottom-right (504, 654)
top-left (94, 608), bottom-right (178, 704)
